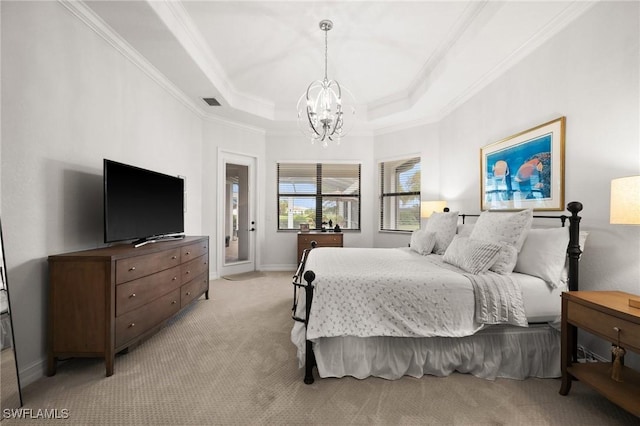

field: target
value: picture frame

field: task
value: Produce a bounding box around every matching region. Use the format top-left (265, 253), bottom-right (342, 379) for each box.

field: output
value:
top-left (299, 223), bottom-right (310, 232)
top-left (480, 117), bottom-right (565, 211)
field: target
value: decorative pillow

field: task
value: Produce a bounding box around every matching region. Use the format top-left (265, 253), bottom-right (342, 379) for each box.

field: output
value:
top-left (443, 236), bottom-right (502, 274)
top-left (424, 211), bottom-right (459, 255)
top-left (560, 231), bottom-right (589, 284)
top-left (514, 227), bottom-right (570, 288)
top-left (409, 230), bottom-right (437, 256)
top-left (469, 209), bottom-right (534, 252)
top-left (490, 244), bottom-right (519, 275)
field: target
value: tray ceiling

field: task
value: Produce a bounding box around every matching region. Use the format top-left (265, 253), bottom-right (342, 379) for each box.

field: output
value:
top-left (82, 1), bottom-right (594, 132)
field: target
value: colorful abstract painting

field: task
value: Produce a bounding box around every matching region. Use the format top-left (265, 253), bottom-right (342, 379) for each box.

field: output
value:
top-left (481, 117), bottom-right (565, 211)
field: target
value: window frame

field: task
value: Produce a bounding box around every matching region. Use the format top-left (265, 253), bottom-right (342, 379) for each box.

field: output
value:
top-left (379, 156), bottom-right (421, 232)
top-left (277, 162), bottom-right (361, 231)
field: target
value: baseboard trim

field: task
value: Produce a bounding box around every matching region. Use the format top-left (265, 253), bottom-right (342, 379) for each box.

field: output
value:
top-left (19, 358), bottom-right (47, 388)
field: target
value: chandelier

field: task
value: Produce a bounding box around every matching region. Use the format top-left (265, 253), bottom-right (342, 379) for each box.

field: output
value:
top-left (297, 20), bottom-right (355, 147)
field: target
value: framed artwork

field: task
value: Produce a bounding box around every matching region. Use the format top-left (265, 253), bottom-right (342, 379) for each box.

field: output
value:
top-left (480, 117), bottom-right (565, 211)
top-left (299, 223), bottom-right (310, 232)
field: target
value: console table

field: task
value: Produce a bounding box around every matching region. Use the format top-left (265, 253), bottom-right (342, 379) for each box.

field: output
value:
top-left (560, 291), bottom-right (640, 416)
top-left (47, 236), bottom-right (209, 377)
top-left (297, 231), bottom-right (343, 263)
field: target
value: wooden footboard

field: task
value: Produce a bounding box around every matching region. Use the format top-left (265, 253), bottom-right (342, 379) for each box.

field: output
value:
top-left (292, 202), bottom-right (584, 384)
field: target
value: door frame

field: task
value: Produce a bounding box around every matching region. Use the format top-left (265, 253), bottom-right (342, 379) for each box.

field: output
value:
top-left (217, 149), bottom-right (257, 277)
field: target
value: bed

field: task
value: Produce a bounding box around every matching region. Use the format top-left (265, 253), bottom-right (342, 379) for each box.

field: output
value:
top-left (291, 202), bottom-right (584, 384)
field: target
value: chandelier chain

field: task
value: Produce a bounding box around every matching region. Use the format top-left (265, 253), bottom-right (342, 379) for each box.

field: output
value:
top-left (324, 28), bottom-right (328, 81)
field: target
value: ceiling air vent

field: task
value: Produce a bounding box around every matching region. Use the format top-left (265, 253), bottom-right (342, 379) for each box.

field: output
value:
top-left (203, 97), bottom-right (221, 106)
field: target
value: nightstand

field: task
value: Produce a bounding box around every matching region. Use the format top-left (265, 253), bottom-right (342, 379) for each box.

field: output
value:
top-left (560, 291), bottom-right (640, 416)
top-left (297, 231), bottom-right (343, 263)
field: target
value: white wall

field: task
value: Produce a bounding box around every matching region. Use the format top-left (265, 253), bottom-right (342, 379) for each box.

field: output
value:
top-left (1, 2), bottom-right (204, 384)
top-left (201, 117), bottom-right (266, 278)
top-left (376, 1), bottom-right (640, 363)
top-left (374, 123), bottom-right (441, 248)
top-left (262, 131), bottom-right (375, 270)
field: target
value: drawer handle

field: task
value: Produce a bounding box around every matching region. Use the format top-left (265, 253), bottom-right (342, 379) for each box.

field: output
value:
top-left (173, 277), bottom-right (177, 281)
top-left (128, 323), bottom-right (135, 328)
top-left (172, 255), bottom-right (177, 260)
top-left (129, 266), bottom-right (136, 271)
top-left (186, 251), bottom-right (191, 255)
top-left (204, 261), bottom-right (207, 265)
top-left (186, 291), bottom-right (191, 296)
top-left (171, 300), bottom-right (177, 305)
top-left (186, 270), bottom-right (191, 275)
top-left (129, 293), bottom-right (136, 298)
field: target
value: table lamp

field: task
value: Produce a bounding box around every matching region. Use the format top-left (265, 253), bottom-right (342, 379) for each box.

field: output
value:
top-left (421, 201), bottom-right (447, 219)
top-left (610, 175), bottom-right (640, 310)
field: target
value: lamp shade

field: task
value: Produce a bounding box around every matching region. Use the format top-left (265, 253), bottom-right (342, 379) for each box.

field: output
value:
top-left (610, 176), bottom-right (640, 225)
top-left (421, 201), bottom-right (447, 218)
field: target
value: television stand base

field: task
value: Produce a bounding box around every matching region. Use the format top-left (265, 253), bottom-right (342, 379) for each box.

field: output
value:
top-left (133, 234), bottom-right (185, 248)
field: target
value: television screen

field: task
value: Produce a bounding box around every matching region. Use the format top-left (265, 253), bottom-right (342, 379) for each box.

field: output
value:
top-left (104, 159), bottom-right (184, 244)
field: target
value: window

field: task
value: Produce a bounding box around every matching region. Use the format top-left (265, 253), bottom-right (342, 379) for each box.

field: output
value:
top-left (278, 163), bottom-right (361, 231)
top-left (379, 157), bottom-right (421, 231)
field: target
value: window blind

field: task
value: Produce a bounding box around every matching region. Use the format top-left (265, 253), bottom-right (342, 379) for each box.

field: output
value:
top-left (379, 157), bottom-right (421, 231)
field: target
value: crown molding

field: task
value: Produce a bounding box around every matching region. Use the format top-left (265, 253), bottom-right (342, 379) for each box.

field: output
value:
top-left (374, 0), bottom-right (596, 137)
top-left (59, 0), bottom-right (269, 135)
top-left (150, 0), bottom-right (276, 120)
top-left (203, 113), bottom-right (266, 135)
top-left (367, 1), bottom-right (488, 120)
top-left (434, 0), bottom-right (597, 123)
top-left (58, 0), bottom-right (206, 119)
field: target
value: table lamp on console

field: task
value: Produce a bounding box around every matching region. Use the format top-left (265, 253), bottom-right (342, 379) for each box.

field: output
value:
top-left (609, 175), bottom-right (640, 381)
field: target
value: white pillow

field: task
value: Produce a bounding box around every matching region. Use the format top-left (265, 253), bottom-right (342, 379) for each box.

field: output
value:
top-left (469, 209), bottom-right (534, 252)
top-left (514, 227), bottom-right (570, 288)
top-left (490, 244), bottom-right (519, 275)
top-left (409, 230), bottom-right (437, 255)
top-left (443, 236), bottom-right (502, 274)
top-left (560, 231), bottom-right (589, 284)
top-left (456, 223), bottom-right (474, 237)
top-left (424, 210), bottom-right (459, 254)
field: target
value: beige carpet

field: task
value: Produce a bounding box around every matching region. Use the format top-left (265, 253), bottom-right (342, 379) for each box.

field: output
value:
top-left (7, 272), bottom-right (638, 425)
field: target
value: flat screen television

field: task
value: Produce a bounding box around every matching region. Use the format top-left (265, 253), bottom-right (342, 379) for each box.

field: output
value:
top-left (104, 159), bottom-right (184, 245)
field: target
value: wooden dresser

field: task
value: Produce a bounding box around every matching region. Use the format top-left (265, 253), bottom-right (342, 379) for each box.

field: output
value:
top-left (47, 236), bottom-right (209, 377)
top-left (297, 231), bottom-right (343, 263)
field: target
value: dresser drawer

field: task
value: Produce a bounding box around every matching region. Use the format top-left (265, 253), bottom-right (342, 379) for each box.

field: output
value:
top-left (298, 234), bottom-right (342, 247)
top-left (181, 241), bottom-right (209, 262)
top-left (181, 272), bottom-right (208, 308)
top-left (116, 248), bottom-right (181, 284)
top-left (297, 233), bottom-right (343, 262)
top-left (115, 289), bottom-right (180, 348)
top-left (181, 254), bottom-right (208, 284)
top-left (567, 300), bottom-right (640, 352)
top-left (115, 266), bottom-right (181, 316)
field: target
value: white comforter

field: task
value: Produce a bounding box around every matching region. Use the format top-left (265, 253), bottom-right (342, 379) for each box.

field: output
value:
top-left (294, 247), bottom-right (527, 346)
top-left (291, 247), bottom-right (540, 376)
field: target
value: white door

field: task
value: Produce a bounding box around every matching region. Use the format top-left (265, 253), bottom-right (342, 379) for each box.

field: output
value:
top-left (218, 151), bottom-right (257, 277)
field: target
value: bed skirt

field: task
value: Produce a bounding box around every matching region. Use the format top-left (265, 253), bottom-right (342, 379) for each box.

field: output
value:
top-left (306, 324), bottom-right (560, 381)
